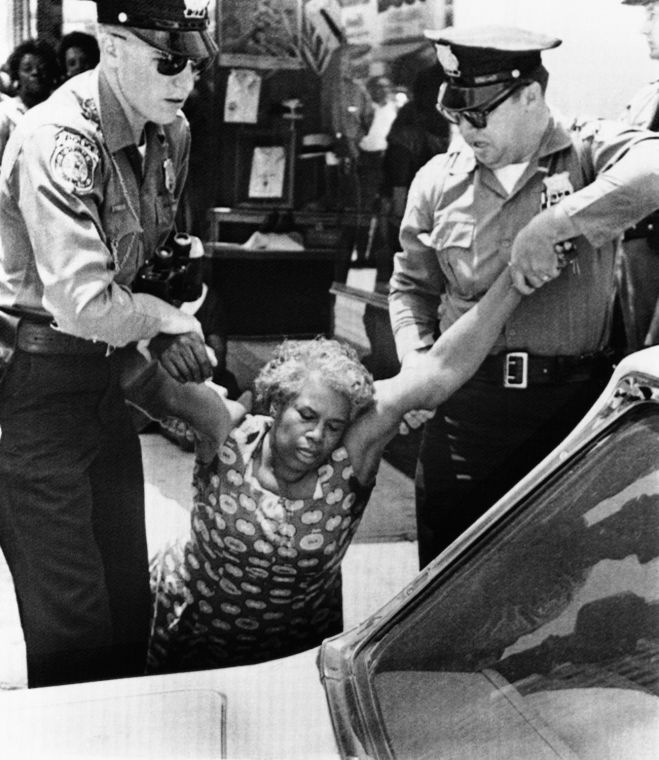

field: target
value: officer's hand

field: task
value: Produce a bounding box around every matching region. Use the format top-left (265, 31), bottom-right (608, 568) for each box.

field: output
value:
top-left (149, 332), bottom-right (216, 384)
top-left (399, 408), bottom-right (435, 435)
top-left (509, 214), bottom-right (563, 295)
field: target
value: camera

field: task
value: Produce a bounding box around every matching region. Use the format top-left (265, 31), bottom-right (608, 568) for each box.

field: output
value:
top-left (132, 232), bottom-right (204, 305)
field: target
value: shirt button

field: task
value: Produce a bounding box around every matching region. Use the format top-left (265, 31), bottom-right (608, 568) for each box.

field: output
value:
top-left (108, 261), bottom-right (116, 270)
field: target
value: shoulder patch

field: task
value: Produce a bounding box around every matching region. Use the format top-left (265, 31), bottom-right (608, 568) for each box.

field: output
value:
top-left (50, 130), bottom-right (99, 194)
top-left (80, 97), bottom-right (100, 126)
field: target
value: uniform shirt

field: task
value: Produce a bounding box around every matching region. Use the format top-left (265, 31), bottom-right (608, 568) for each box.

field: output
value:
top-left (621, 80), bottom-right (659, 129)
top-left (389, 113), bottom-right (659, 359)
top-left (0, 96), bottom-right (28, 163)
top-left (0, 67), bottom-right (190, 346)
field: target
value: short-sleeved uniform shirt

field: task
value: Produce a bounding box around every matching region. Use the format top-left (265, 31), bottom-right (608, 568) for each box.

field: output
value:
top-left (0, 67), bottom-right (190, 346)
top-left (389, 113), bottom-right (659, 360)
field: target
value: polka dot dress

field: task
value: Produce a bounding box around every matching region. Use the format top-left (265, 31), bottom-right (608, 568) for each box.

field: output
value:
top-left (148, 415), bottom-right (374, 673)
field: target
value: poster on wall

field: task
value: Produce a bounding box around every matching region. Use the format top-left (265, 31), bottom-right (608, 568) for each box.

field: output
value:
top-left (339, 0), bottom-right (380, 50)
top-left (219, 0), bottom-right (304, 69)
top-left (224, 68), bottom-right (261, 123)
top-left (248, 145), bottom-right (287, 198)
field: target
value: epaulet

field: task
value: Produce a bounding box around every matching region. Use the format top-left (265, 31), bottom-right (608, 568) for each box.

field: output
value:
top-left (74, 92), bottom-right (100, 127)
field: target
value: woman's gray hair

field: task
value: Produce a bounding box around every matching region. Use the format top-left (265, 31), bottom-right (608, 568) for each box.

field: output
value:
top-left (254, 337), bottom-right (375, 421)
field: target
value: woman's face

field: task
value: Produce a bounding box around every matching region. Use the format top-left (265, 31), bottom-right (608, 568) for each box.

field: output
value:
top-left (16, 53), bottom-right (52, 105)
top-left (64, 46), bottom-right (92, 79)
top-left (272, 372), bottom-right (351, 477)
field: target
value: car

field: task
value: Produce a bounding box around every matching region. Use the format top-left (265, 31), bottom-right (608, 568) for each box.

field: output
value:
top-left (1, 347), bottom-right (658, 759)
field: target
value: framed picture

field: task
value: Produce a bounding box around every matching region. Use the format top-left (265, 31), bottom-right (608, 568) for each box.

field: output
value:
top-left (248, 145), bottom-right (287, 199)
top-left (218, 0), bottom-right (304, 70)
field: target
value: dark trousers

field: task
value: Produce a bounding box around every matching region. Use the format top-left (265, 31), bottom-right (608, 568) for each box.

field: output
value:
top-left (618, 237), bottom-right (659, 352)
top-left (415, 372), bottom-right (609, 568)
top-left (0, 350), bottom-right (150, 687)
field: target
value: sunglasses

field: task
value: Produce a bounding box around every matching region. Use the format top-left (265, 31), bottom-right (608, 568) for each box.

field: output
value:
top-left (156, 52), bottom-right (212, 77)
top-left (111, 34), bottom-right (211, 77)
top-left (437, 83), bottom-right (524, 130)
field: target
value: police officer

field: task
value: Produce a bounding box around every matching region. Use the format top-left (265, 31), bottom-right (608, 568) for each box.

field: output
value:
top-left (388, 26), bottom-right (659, 568)
top-left (618, 0), bottom-right (659, 351)
top-left (0, 0), bottom-right (217, 687)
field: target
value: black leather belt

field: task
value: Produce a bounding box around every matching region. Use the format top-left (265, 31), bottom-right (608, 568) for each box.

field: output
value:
top-left (477, 351), bottom-right (611, 389)
top-left (17, 320), bottom-right (111, 356)
top-left (624, 213), bottom-right (659, 247)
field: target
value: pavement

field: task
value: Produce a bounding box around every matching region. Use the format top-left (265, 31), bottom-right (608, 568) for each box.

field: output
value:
top-left (0, 428), bottom-right (418, 691)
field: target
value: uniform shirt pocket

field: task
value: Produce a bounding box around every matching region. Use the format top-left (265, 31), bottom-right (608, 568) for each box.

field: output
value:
top-left (428, 213), bottom-right (476, 291)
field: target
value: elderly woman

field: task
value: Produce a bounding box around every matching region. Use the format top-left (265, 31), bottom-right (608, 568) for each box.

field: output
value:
top-left (0, 38), bottom-right (59, 162)
top-left (124, 267), bottom-right (530, 673)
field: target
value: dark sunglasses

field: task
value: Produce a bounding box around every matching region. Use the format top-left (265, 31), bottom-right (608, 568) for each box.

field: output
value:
top-left (156, 52), bottom-right (212, 77)
top-left (110, 34), bottom-right (211, 77)
top-left (437, 84), bottom-right (523, 130)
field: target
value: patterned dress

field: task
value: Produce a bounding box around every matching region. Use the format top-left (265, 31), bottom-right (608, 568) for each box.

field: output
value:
top-left (148, 414), bottom-right (374, 672)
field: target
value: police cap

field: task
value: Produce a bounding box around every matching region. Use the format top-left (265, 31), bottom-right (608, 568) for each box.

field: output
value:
top-left (94, 0), bottom-right (217, 59)
top-left (424, 25), bottom-right (561, 112)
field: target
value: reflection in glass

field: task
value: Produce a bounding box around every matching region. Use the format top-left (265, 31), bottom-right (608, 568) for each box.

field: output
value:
top-left (369, 408), bottom-right (659, 759)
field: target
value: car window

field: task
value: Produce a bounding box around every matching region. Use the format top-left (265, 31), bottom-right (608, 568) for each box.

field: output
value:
top-left (366, 406), bottom-right (659, 760)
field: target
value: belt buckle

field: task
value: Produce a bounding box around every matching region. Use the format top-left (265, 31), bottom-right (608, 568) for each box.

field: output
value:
top-left (504, 352), bottom-right (528, 389)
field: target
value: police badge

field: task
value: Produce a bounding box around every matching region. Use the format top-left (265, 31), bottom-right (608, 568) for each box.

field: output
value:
top-left (434, 44), bottom-right (461, 77)
top-left (541, 171), bottom-right (574, 210)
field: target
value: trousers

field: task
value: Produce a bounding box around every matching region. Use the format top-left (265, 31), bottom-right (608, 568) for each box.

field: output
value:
top-left (0, 349), bottom-right (150, 687)
top-left (415, 371), bottom-right (610, 569)
top-left (618, 237), bottom-right (659, 352)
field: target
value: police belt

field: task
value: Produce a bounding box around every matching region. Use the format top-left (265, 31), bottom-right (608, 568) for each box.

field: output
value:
top-left (16, 319), bottom-right (111, 356)
top-left (624, 212), bottom-right (659, 244)
top-left (477, 351), bottom-right (611, 389)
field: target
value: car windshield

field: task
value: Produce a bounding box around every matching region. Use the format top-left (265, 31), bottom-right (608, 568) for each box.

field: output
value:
top-left (366, 406), bottom-right (659, 760)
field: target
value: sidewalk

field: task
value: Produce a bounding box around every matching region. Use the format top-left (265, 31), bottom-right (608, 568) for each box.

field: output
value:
top-left (0, 431), bottom-right (418, 690)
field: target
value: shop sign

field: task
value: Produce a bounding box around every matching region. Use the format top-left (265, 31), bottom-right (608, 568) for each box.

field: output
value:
top-left (379, 0), bottom-right (445, 43)
top-left (339, 0), bottom-right (381, 48)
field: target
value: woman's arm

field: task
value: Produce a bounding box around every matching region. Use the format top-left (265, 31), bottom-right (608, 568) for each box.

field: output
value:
top-left (346, 267), bottom-right (523, 484)
top-left (118, 345), bottom-right (249, 450)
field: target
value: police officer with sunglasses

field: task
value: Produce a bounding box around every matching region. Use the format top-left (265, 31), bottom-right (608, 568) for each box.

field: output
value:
top-left (388, 25), bottom-right (659, 568)
top-left (0, 0), bottom-right (217, 687)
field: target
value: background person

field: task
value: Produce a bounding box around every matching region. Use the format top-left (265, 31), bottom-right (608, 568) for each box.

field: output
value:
top-left (617, 0), bottom-right (659, 352)
top-left (0, 0), bottom-right (216, 688)
top-left (389, 25), bottom-right (659, 568)
top-left (0, 38), bottom-right (59, 162)
top-left (142, 263), bottom-right (535, 674)
top-left (57, 30), bottom-right (100, 81)
top-left (378, 61), bottom-right (451, 282)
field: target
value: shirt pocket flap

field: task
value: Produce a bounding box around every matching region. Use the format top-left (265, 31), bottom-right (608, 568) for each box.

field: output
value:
top-left (428, 214), bottom-right (475, 251)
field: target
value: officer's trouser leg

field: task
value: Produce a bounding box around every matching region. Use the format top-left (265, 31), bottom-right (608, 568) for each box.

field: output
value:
top-left (415, 375), bottom-right (609, 569)
top-left (0, 351), bottom-right (149, 687)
